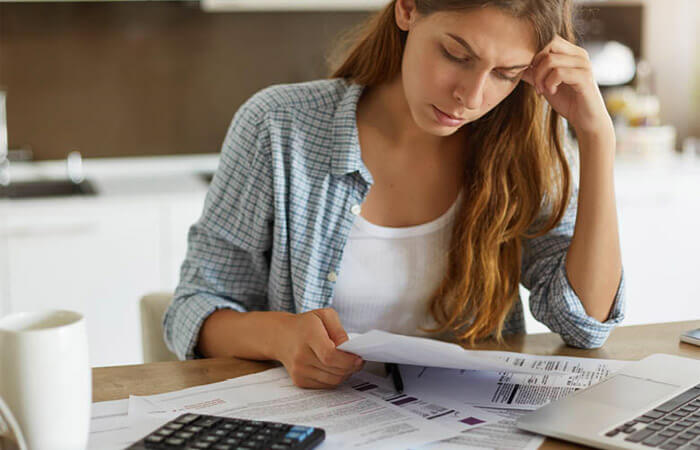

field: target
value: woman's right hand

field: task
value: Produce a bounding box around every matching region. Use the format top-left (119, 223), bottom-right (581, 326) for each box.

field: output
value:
top-left (274, 308), bottom-right (364, 389)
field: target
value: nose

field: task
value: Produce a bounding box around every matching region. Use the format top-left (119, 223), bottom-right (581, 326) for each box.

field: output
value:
top-left (454, 70), bottom-right (489, 111)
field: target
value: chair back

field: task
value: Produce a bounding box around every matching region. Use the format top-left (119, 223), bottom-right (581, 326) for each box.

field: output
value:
top-left (139, 292), bottom-right (179, 363)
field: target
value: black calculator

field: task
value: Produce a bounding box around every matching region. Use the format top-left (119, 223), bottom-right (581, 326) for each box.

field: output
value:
top-left (126, 413), bottom-right (326, 450)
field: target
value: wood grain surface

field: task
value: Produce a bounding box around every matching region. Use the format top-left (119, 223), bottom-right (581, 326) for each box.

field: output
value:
top-left (93, 319), bottom-right (700, 449)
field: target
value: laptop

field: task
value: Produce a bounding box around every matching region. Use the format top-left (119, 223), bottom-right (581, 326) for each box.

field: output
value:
top-left (517, 353), bottom-right (700, 450)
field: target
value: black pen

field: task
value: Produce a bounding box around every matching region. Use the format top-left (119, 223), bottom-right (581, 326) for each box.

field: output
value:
top-left (385, 363), bottom-right (404, 394)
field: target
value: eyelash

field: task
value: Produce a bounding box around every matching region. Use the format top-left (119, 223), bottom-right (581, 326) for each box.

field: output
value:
top-left (441, 47), bottom-right (519, 83)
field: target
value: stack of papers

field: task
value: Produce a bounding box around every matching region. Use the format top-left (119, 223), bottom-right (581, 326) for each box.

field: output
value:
top-left (90, 330), bottom-right (629, 449)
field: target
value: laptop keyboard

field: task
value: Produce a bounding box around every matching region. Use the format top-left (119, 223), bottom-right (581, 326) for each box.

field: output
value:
top-left (605, 384), bottom-right (700, 449)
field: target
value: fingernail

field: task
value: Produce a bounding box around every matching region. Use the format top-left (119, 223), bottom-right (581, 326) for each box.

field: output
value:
top-left (355, 358), bottom-right (363, 368)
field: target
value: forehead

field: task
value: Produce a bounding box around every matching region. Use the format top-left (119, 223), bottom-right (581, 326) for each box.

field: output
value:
top-left (425, 7), bottom-right (538, 64)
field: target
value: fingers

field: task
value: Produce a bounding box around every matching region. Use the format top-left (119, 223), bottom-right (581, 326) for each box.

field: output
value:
top-left (542, 67), bottom-right (593, 96)
top-left (308, 364), bottom-right (354, 385)
top-left (285, 345), bottom-right (354, 388)
top-left (281, 308), bottom-right (364, 390)
top-left (309, 336), bottom-right (362, 372)
top-left (312, 308), bottom-right (349, 346)
top-left (310, 308), bottom-right (363, 371)
top-left (532, 53), bottom-right (588, 95)
top-left (296, 376), bottom-right (338, 390)
top-left (535, 35), bottom-right (587, 63)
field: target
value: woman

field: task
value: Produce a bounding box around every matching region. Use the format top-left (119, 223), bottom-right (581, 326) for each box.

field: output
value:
top-left (164, 0), bottom-right (625, 389)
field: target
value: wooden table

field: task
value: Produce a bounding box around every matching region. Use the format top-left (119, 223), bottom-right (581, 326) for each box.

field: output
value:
top-left (93, 320), bottom-right (700, 449)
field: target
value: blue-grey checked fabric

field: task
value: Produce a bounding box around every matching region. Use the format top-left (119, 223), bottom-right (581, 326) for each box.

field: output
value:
top-left (163, 78), bottom-right (626, 360)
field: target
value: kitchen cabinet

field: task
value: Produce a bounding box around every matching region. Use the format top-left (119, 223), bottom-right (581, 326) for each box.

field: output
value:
top-left (2, 201), bottom-right (162, 367)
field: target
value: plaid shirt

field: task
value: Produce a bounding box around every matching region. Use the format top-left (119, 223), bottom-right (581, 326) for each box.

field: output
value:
top-left (163, 78), bottom-right (626, 360)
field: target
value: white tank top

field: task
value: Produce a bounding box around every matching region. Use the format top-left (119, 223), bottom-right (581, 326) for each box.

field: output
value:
top-left (332, 192), bottom-right (462, 337)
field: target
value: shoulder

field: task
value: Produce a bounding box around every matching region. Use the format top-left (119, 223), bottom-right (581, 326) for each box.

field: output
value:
top-left (240, 78), bottom-right (356, 122)
top-left (221, 78), bottom-right (359, 168)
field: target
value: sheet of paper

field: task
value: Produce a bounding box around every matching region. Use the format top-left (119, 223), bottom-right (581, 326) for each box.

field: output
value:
top-left (338, 330), bottom-right (565, 375)
top-left (417, 407), bottom-right (545, 450)
top-left (89, 399), bottom-right (166, 450)
top-left (127, 367), bottom-right (459, 449)
top-left (398, 355), bottom-right (628, 410)
top-left (473, 350), bottom-right (630, 384)
top-left (348, 371), bottom-right (502, 432)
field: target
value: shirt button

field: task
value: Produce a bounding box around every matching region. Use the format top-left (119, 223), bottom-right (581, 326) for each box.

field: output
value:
top-left (350, 204), bottom-right (362, 215)
top-left (327, 271), bottom-right (338, 282)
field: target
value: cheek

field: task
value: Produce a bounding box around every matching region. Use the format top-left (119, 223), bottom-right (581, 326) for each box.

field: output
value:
top-left (483, 82), bottom-right (516, 110)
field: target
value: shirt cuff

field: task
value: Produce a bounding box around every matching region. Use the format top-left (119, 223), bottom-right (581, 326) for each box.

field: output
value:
top-left (549, 260), bottom-right (626, 349)
top-left (165, 293), bottom-right (247, 360)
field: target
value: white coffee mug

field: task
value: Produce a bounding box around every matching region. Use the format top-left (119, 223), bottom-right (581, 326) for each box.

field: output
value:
top-left (0, 310), bottom-right (91, 450)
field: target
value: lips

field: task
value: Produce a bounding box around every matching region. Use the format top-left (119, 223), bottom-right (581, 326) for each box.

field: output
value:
top-left (439, 108), bottom-right (464, 120)
top-left (432, 105), bottom-right (466, 126)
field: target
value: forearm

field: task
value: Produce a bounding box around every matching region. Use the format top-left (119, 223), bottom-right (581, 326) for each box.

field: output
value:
top-left (565, 129), bottom-right (623, 322)
top-left (196, 309), bottom-right (294, 360)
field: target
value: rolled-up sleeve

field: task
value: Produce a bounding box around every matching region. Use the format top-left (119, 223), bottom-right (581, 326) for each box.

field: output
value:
top-left (163, 100), bottom-right (274, 360)
top-left (521, 187), bottom-right (626, 349)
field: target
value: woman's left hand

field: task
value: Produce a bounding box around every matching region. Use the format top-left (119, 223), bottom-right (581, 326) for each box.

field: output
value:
top-left (521, 35), bottom-right (613, 139)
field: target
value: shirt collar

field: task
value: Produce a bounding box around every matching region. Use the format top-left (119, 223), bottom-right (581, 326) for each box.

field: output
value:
top-left (330, 81), bottom-right (374, 185)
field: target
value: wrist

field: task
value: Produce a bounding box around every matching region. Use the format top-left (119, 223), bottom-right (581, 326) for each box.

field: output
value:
top-left (574, 120), bottom-right (615, 148)
top-left (576, 126), bottom-right (616, 163)
top-left (263, 311), bottom-right (296, 361)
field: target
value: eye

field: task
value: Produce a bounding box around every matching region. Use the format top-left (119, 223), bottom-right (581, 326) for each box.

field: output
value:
top-left (441, 45), bottom-right (469, 63)
top-left (494, 71), bottom-right (519, 83)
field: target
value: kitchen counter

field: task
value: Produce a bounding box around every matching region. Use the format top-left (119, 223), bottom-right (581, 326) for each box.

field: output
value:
top-left (0, 153), bottom-right (218, 207)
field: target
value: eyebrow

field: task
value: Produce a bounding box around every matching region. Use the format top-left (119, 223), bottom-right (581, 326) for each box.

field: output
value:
top-left (446, 33), bottom-right (531, 70)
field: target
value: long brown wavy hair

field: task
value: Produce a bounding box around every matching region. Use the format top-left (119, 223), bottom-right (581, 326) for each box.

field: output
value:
top-left (328, 0), bottom-right (575, 344)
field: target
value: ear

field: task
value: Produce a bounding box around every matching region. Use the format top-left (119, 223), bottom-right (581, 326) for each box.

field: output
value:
top-left (395, 0), bottom-right (419, 32)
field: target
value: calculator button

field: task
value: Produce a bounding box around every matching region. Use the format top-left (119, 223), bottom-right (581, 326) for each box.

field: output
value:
top-left (176, 431), bottom-right (195, 439)
top-left (166, 422), bottom-right (185, 430)
top-left (145, 435), bottom-right (165, 443)
top-left (157, 428), bottom-right (175, 436)
top-left (202, 435), bottom-right (220, 442)
top-left (186, 425), bottom-right (204, 433)
top-left (221, 422), bottom-right (237, 430)
top-left (223, 438), bottom-right (241, 445)
top-left (165, 437), bottom-right (186, 445)
top-left (212, 445), bottom-right (233, 450)
top-left (270, 445), bottom-right (291, 450)
top-left (241, 426), bottom-right (258, 433)
top-left (196, 418), bottom-right (221, 428)
top-left (232, 432), bottom-right (248, 439)
top-left (177, 414), bottom-right (202, 424)
top-left (213, 429), bottom-right (228, 436)
top-left (191, 442), bottom-right (211, 449)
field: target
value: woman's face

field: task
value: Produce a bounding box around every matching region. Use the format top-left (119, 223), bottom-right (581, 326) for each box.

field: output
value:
top-left (396, 1), bottom-right (539, 136)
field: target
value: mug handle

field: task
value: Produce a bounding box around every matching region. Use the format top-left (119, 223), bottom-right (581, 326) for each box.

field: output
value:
top-left (0, 396), bottom-right (26, 450)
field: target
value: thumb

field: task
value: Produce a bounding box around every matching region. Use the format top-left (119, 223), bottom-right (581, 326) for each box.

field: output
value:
top-left (312, 308), bottom-right (349, 346)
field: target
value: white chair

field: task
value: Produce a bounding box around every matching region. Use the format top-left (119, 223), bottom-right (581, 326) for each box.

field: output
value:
top-left (139, 292), bottom-right (179, 363)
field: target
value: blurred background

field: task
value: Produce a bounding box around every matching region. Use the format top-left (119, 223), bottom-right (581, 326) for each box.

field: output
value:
top-left (0, 0), bottom-right (698, 366)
